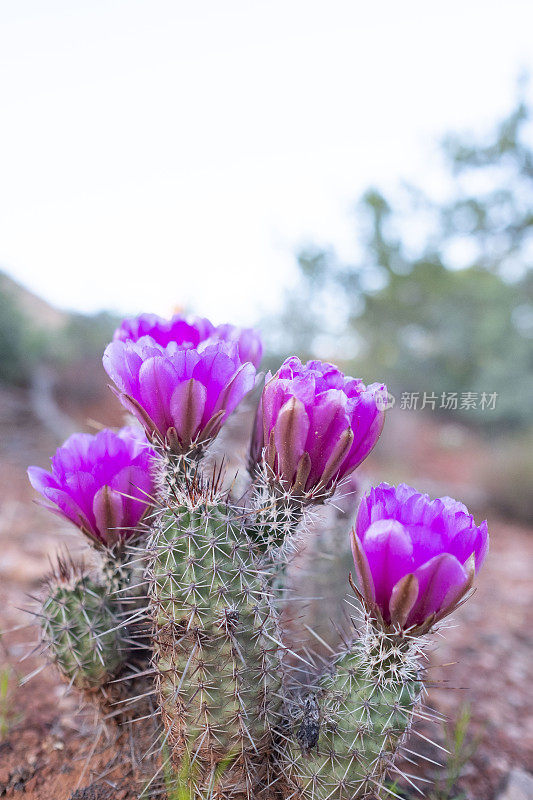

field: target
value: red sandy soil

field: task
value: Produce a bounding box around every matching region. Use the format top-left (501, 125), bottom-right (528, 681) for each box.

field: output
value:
top-left (0, 387), bottom-right (532, 798)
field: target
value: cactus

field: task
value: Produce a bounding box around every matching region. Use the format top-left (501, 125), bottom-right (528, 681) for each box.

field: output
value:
top-left (27, 315), bottom-right (490, 800)
top-left (40, 555), bottom-right (128, 692)
top-left (147, 461), bottom-right (284, 798)
top-left (288, 616), bottom-right (423, 800)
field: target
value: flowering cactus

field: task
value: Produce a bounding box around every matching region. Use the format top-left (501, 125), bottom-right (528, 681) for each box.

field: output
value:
top-left (28, 426), bottom-right (155, 547)
top-left (28, 311), bottom-right (490, 800)
top-left (113, 312), bottom-right (263, 367)
top-left (103, 338), bottom-right (257, 455)
top-left (249, 357), bottom-right (386, 551)
top-left (112, 331), bottom-right (283, 797)
top-left (291, 484), bottom-right (489, 800)
top-left (30, 427), bottom-right (155, 708)
top-left (351, 483), bottom-right (489, 631)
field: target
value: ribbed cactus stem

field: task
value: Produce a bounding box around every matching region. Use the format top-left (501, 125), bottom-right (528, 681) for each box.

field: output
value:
top-left (148, 461), bottom-right (283, 798)
top-left (244, 474), bottom-right (319, 795)
top-left (291, 617), bottom-right (423, 800)
top-left (41, 557), bottom-right (128, 692)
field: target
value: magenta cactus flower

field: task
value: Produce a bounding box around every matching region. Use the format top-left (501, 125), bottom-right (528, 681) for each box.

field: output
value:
top-left (251, 357), bottom-right (386, 497)
top-left (28, 427), bottom-right (155, 547)
top-left (213, 323), bottom-right (263, 369)
top-left (113, 313), bottom-right (215, 349)
top-left (113, 313), bottom-right (263, 368)
top-left (351, 483), bottom-right (489, 631)
top-left (103, 338), bottom-right (257, 453)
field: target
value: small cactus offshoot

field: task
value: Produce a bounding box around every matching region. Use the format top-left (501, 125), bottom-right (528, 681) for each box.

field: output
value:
top-left (40, 555), bottom-right (128, 691)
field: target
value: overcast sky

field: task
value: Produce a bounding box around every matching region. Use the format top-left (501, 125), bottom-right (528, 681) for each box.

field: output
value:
top-left (1, 1), bottom-right (532, 325)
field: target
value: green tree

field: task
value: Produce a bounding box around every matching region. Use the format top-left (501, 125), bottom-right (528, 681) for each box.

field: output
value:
top-left (270, 91), bottom-right (533, 431)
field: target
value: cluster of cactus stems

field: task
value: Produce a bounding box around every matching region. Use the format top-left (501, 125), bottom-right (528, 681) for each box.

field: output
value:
top-left (35, 443), bottom-right (429, 799)
top-left (29, 314), bottom-right (488, 800)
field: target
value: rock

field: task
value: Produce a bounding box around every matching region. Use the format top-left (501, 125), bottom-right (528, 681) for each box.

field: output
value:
top-left (498, 769), bottom-right (533, 800)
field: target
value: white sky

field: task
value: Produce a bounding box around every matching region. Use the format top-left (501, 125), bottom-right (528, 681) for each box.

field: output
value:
top-left (1, 0), bottom-right (532, 325)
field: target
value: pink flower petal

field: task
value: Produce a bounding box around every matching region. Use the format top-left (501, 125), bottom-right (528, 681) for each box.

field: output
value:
top-left (361, 520), bottom-right (414, 618)
top-left (169, 378), bottom-right (207, 447)
top-left (409, 553), bottom-right (469, 627)
top-left (93, 486), bottom-right (125, 544)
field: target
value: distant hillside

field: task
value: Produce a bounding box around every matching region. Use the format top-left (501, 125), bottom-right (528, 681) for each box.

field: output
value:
top-left (0, 270), bottom-right (68, 331)
top-left (0, 269), bottom-right (120, 389)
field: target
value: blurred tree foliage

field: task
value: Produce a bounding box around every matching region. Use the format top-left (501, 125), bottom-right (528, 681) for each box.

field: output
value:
top-left (48, 311), bottom-right (121, 407)
top-left (269, 93), bottom-right (533, 431)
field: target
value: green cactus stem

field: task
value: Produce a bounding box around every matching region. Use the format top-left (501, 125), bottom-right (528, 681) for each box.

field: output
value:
top-left (40, 555), bottom-right (129, 692)
top-left (289, 615), bottom-right (423, 800)
top-left (148, 468), bottom-right (284, 799)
